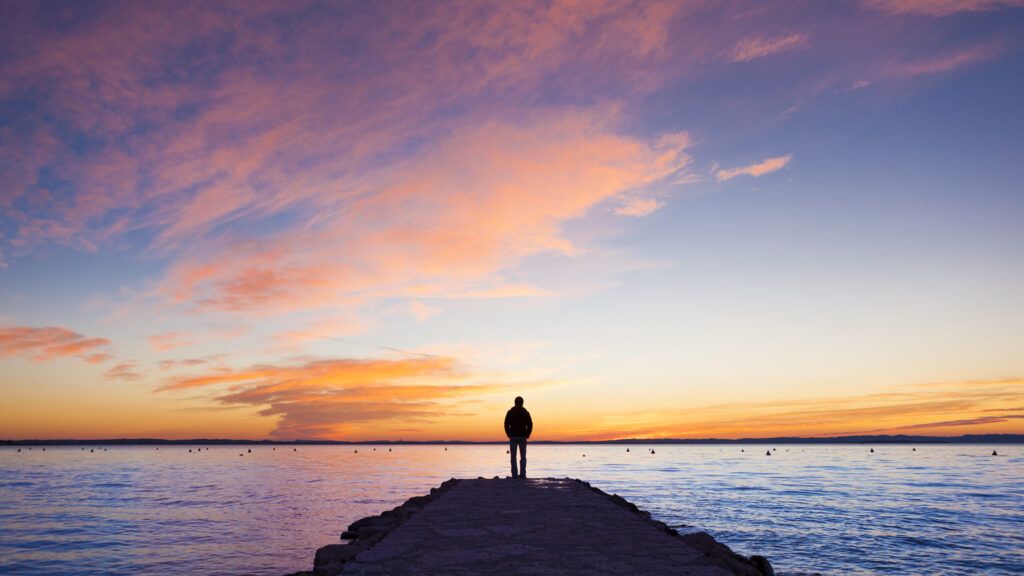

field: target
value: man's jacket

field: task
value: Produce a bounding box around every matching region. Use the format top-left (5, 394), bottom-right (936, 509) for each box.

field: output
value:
top-left (504, 406), bottom-right (533, 438)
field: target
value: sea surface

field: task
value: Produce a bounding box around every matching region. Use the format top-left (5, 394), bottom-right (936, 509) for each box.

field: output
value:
top-left (1, 444), bottom-right (1022, 575)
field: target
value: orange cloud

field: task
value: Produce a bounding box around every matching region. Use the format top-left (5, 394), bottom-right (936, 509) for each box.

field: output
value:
top-left (729, 33), bottom-right (809, 62)
top-left (566, 378), bottom-right (1024, 440)
top-left (0, 325), bottom-right (112, 363)
top-left (715, 155), bottom-right (792, 181)
top-left (158, 357), bottom-right (459, 392)
top-left (157, 356), bottom-right (510, 439)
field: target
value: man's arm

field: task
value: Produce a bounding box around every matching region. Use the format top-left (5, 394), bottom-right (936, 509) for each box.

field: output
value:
top-left (525, 411), bottom-right (533, 438)
top-left (504, 410), bottom-right (511, 437)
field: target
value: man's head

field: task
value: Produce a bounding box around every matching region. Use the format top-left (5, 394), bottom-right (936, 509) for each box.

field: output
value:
top-left (514, 396), bottom-right (524, 407)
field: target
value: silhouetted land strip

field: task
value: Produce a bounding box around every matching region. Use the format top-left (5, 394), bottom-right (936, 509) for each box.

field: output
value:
top-left (4, 433), bottom-right (1023, 445)
top-left (289, 477), bottom-right (774, 576)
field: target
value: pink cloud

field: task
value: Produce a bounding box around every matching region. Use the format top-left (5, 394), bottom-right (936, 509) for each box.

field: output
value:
top-left (2, 1), bottom-right (1015, 346)
top-left (614, 197), bottom-right (665, 217)
top-left (0, 1), bottom-right (692, 260)
top-left (894, 42), bottom-right (1008, 76)
top-left (0, 325), bottom-right (112, 363)
top-left (156, 111), bottom-right (689, 314)
top-left (148, 331), bottom-right (192, 352)
top-left (729, 33), bottom-right (809, 62)
top-left (715, 155), bottom-right (793, 182)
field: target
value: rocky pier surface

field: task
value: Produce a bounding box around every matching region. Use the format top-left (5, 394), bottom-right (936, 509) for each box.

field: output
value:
top-left (288, 477), bottom-right (774, 576)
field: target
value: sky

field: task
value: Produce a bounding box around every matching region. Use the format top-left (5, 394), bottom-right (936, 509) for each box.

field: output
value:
top-left (1, 0), bottom-right (1023, 441)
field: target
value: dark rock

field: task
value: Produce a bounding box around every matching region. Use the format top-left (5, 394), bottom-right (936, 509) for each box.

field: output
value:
top-left (313, 543), bottom-right (365, 576)
top-left (678, 531), bottom-right (766, 576)
top-left (750, 555), bottom-right (775, 576)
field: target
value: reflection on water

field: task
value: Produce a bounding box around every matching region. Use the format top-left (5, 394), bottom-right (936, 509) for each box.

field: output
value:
top-left (1, 445), bottom-right (1022, 575)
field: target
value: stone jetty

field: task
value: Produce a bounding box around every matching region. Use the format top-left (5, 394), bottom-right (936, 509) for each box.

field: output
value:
top-left (290, 477), bottom-right (774, 576)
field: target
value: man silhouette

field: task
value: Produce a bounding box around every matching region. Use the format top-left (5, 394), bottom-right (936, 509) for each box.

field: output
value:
top-left (504, 396), bottom-right (533, 478)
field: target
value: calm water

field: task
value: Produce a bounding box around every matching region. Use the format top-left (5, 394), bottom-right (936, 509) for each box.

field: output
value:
top-left (1, 444), bottom-right (1022, 575)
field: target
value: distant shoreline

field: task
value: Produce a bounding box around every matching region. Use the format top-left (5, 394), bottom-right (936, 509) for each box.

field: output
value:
top-left (3, 433), bottom-right (1022, 445)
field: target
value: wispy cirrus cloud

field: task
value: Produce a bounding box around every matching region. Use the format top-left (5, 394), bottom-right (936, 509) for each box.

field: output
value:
top-left (148, 331), bottom-right (192, 352)
top-left (0, 325), bottom-right (112, 364)
top-left (159, 356), bottom-right (221, 371)
top-left (886, 415), bottom-right (1024, 431)
top-left (614, 197), bottom-right (665, 217)
top-left (729, 33), bottom-right (809, 62)
top-left (861, 0), bottom-right (1024, 16)
top-left (568, 378), bottom-right (1024, 440)
top-left (105, 362), bottom-right (143, 381)
top-left (156, 112), bottom-right (690, 315)
top-left (715, 155), bottom-right (793, 182)
top-left (0, 1), bottom-right (688, 259)
top-left (893, 42), bottom-right (1008, 76)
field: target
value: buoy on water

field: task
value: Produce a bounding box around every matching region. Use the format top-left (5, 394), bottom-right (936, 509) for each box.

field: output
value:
top-left (870, 448), bottom-right (874, 453)
top-left (992, 450), bottom-right (998, 456)
top-left (766, 450), bottom-right (771, 456)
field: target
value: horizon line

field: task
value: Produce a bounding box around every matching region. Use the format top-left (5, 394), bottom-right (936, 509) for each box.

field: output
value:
top-left (4, 433), bottom-right (1024, 445)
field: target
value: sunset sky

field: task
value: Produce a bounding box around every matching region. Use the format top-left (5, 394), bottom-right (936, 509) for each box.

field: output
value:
top-left (1, 0), bottom-right (1023, 441)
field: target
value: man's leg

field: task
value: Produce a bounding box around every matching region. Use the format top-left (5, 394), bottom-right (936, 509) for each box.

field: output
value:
top-left (509, 438), bottom-right (518, 477)
top-left (518, 438), bottom-right (527, 478)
